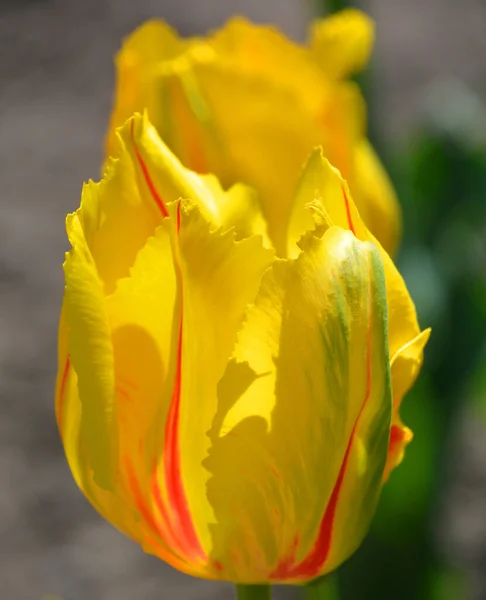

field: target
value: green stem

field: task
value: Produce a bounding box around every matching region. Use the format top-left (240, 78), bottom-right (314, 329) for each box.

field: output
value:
top-left (235, 585), bottom-right (271, 600)
top-left (305, 575), bottom-right (339, 600)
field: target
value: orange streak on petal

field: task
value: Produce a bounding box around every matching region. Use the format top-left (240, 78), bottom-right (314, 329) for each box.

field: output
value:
top-left (187, 136), bottom-right (207, 174)
top-left (115, 386), bottom-right (130, 401)
top-left (130, 118), bottom-right (169, 218)
top-left (342, 185), bottom-right (356, 235)
top-left (271, 535), bottom-right (300, 579)
top-left (117, 376), bottom-right (139, 391)
top-left (143, 533), bottom-right (192, 573)
top-left (163, 311), bottom-right (206, 561)
top-left (125, 456), bottom-right (194, 566)
top-left (389, 424), bottom-right (406, 453)
top-left (57, 355), bottom-right (71, 437)
top-left (125, 457), bottom-right (167, 541)
top-left (163, 201), bottom-right (207, 562)
top-left (384, 424), bottom-right (412, 481)
top-left (213, 560), bottom-right (223, 572)
top-left (151, 461), bottom-right (183, 553)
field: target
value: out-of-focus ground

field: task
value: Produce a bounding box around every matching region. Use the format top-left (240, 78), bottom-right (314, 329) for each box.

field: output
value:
top-left (1, 0), bottom-right (485, 598)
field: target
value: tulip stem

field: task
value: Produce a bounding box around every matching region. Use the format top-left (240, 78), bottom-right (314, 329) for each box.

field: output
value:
top-left (304, 575), bottom-right (339, 600)
top-left (235, 585), bottom-right (271, 600)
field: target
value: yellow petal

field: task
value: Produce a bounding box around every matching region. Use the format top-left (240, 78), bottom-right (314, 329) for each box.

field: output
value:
top-left (163, 58), bottom-right (325, 254)
top-left (287, 149), bottom-right (370, 257)
top-left (105, 224), bottom-right (176, 473)
top-left (288, 150), bottom-right (428, 476)
top-left (288, 149), bottom-right (420, 356)
top-left (63, 213), bottom-right (117, 490)
top-left (106, 19), bottom-right (337, 255)
top-left (56, 291), bottom-right (143, 547)
top-left (199, 174), bottom-right (271, 243)
top-left (105, 222), bottom-right (205, 571)
top-left (353, 139), bottom-right (402, 256)
top-left (79, 123), bottom-right (167, 294)
top-left (206, 17), bottom-right (324, 97)
top-left (309, 9), bottom-right (375, 80)
top-left (205, 227), bottom-right (390, 582)
top-left (62, 216), bottom-right (206, 574)
top-left (106, 18), bottom-right (394, 256)
top-left (384, 328), bottom-right (432, 479)
top-left (125, 113), bottom-right (271, 245)
top-left (87, 110), bottom-right (271, 291)
top-left (105, 20), bottom-right (185, 159)
top-left (158, 199), bottom-right (273, 569)
top-left (319, 81), bottom-right (365, 184)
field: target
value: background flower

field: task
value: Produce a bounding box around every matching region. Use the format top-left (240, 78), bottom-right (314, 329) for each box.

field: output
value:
top-left (106, 10), bottom-right (401, 256)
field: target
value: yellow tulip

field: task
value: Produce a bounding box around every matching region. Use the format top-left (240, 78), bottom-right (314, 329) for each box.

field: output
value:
top-left (105, 10), bottom-right (401, 258)
top-left (56, 113), bottom-right (428, 583)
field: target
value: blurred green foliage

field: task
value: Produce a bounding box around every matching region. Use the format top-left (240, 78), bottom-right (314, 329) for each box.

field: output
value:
top-left (312, 1), bottom-right (486, 599)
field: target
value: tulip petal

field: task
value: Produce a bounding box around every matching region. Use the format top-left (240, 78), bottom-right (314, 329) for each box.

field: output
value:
top-left (62, 215), bottom-right (209, 574)
top-left (79, 124), bottom-right (166, 294)
top-left (385, 327), bottom-right (432, 478)
top-left (126, 113), bottom-right (271, 244)
top-left (390, 329), bottom-right (431, 413)
top-left (109, 20), bottom-right (334, 255)
top-left (56, 277), bottom-right (145, 548)
top-left (104, 223), bottom-right (205, 570)
top-left (106, 18), bottom-right (399, 256)
top-left (288, 149), bottom-right (367, 257)
top-left (204, 227), bottom-right (390, 582)
top-left (54, 346), bottom-right (173, 556)
top-left (309, 9), bottom-right (375, 80)
top-left (207, 18), bottom-right (323, 96)
top-left (158, 199), bottom-right (273, 568)
top-left (84, 111), bottom-right (271, 292)
top-left (287, 150), bottom-right (428, 478)
top-left (353, 140), bottom-right (402, 256)
top-left (106, 20), bottom-right (185, 159)
top-left (104, 224), bottom-right (176, 475)
top-left (63, 213), bottom-right (117, 490)
top-left (199, 174), bottom-right (271, 244)
top-left (176, 59), bottom-right (325, 255)
top-left (289, 148), bottom-right (421, 358)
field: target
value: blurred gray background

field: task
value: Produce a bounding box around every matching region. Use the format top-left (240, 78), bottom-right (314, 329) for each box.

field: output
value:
top-left (1, 0), bottom-right (486, 598)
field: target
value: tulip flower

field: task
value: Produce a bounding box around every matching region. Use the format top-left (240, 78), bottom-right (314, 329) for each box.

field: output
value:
top-left (55, 113), bottom-right (429, 584)
top-left (105, 10), bottom-right (401, 257)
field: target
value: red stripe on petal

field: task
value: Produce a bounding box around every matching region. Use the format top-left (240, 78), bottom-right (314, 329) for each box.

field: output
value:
top-left (130, 119), bottom-right (169, 218)
top-left (125, 457), bottom-right (168, 541)
top-left (151, 467), bottom-right (182, 552)
top-left (389, 424), bottom-right (406, 454)
top-left (125, 458), bottom-right (190, 565)
top-left (162, 202), bottom-right (206, 562)
top-left (57, 355), bottom-right (70, 437)
top-left (342, 185), bottom-right (356, 235)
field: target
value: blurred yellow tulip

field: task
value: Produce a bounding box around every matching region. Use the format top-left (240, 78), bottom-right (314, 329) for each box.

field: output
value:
top-left (56, 114), bottom-right (428, 583)
top-left (105, 10), bottom-right (401, 257)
